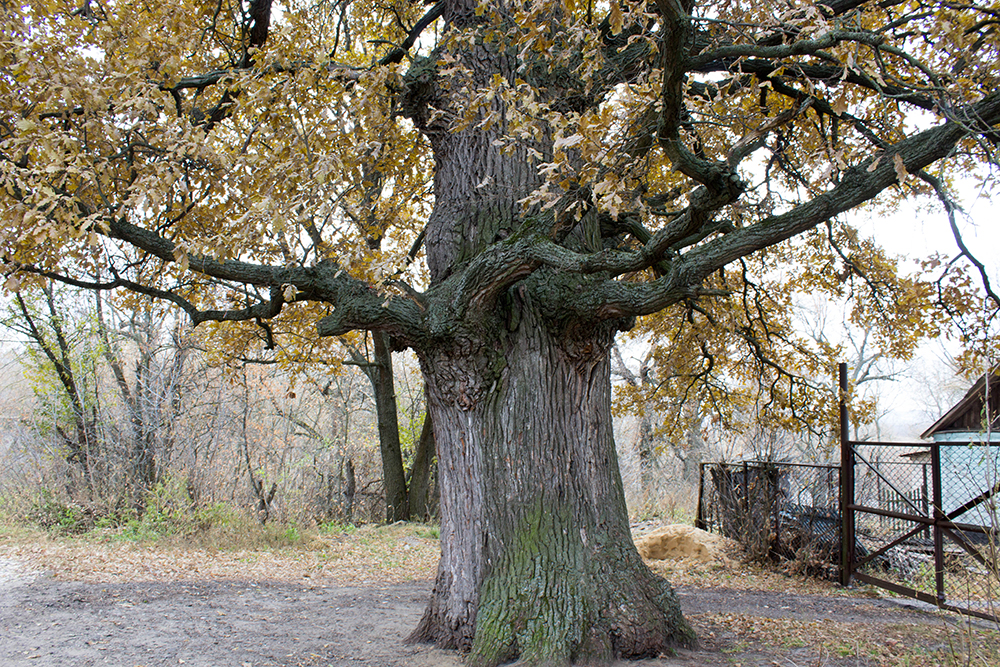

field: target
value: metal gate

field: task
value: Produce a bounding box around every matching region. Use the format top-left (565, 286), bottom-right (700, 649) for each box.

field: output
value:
top-left (839, 365), bottom-right (1000, 623)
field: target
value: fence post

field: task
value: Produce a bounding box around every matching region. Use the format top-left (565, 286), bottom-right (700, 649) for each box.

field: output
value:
top-left (696, 462), bottom-right (707, 530)
top-left (931, 441), bottom-right (945, 605)
top-left (839, 362), bottom-right (855, 587)
top-left (742, 460), bottom-right (749, 517)
top-left (771, 462), bottom-right (781, 560)
top-left (921, 463), bottom-right (930, 540)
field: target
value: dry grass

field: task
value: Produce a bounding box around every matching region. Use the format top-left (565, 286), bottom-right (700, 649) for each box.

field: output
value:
top-left (0, 521), bottom-right (440, 585)
top-left (645, 554), bottom-right (868, 597)
top-left (691, 612), bottom-right (1000, 666)
top-left (0, 518), bottom-right (868, 595)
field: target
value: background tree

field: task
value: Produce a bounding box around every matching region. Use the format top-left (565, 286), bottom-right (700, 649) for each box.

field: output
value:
top-left (94, 294), bottom-right (189, 508)
top-left (3, 0), bottom-right (1000, 665)
top-left (3, 284), bottom-right (190, 511)
top-left (613, 222), bottom-right (978, 469)
top-left (342, 333), bottom-right (436, 522)
top-left (6, 283), bottom-right (99, 485)
top-left (0, 293), bottom-right (407, 528)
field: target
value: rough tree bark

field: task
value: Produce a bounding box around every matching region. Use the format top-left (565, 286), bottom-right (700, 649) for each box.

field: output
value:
top-left (400, 3), bottom-right (694, 661)
top-left (409, 307), bottom-right (694, 664)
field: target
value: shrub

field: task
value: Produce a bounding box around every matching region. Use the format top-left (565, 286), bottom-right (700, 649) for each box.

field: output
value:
top-left (27, 491), bottom-right (94, 534)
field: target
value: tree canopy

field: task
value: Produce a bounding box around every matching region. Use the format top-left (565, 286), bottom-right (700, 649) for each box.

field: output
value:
top-left (612, 225), bottom-right (993, 455)
top-left (3, 0), bottom-right (1000, 664)
top-left (2, 0), bottom-right (997, 348)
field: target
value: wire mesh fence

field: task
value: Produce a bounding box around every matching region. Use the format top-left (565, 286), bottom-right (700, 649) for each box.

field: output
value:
top-left (939, 442), bottom-right (1000, 614)
top-left (849, 441), bottom-right (1000, 622)
top-left (696, 442), bottom-right (999, 621)
top-left (850, 443), bottom-right (937, 598)
top-left (697, 461), bottom-right (842, 579)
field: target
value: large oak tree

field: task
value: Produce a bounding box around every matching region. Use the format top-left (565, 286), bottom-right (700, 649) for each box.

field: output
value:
top-left (3, 0), bottom-right (999, 664)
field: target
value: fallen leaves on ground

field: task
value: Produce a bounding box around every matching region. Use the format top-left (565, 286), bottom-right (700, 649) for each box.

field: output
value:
top-left (4, 519), bottom-right (998, 667)
top-left (690, 612), bottom-right (1000, 666)
top-left (0, 523), bottom-right (439, 585)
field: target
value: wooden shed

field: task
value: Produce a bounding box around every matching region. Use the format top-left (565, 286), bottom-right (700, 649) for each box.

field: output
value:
top-left (920, 368), bottom-right (1000, 524)
top-left (921, 367), bottom-right (1000, 442)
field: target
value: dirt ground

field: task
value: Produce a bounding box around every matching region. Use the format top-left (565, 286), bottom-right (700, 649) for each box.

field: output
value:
top-left (0, 527), bottom-right (991, 667)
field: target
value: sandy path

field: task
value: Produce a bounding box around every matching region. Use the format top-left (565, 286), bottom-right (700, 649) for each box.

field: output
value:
top-left (0, 554), bottom-right (948, 667)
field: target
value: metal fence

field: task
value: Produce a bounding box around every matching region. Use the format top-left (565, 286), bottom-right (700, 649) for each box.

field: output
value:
top-left (697, 448), bottom-right (1000, 622)
top-left (696, 460), bottom-right (843, 579)
top-left (845, 440), bottom-right (1000, 622)
top-left (695, 364), bottom-right (999, 623)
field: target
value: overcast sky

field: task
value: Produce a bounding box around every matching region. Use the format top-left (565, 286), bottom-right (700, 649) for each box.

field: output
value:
top-left (846, 180), bottom-right (998, 441)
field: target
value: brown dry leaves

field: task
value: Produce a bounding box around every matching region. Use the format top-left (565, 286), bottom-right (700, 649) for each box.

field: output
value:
top-left (646, 555), bottom-right (854, 596)
top-left (4, 521), bottom-right (998, 665)
top-left (0, 523), bottom-right (439, 586)
top-left (5, 521), bottom-right (846, 596)
top-left (692, 613), bottom-right (1000, 667)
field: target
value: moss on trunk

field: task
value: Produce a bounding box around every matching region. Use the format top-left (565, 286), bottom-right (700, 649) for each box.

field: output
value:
top-left (409, 303), bottom-right (695, 666)
top-left (468, 498), bottom-right (694, 667)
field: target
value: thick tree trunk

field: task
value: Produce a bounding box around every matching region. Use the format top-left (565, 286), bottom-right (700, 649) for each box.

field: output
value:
top-left (401, 6), bottom-right (693, 659)
top-left (408, 306), bottom-right (694, 665)
top-left (372, 331), bottom-right (409, 522)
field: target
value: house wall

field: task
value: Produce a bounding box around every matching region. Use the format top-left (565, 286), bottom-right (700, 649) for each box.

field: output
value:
top-left (935, 438), bottom-right (1000, 526)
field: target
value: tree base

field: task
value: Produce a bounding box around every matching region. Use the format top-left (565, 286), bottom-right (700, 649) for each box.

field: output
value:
top-left (408, 506), bottom-right (695, 667)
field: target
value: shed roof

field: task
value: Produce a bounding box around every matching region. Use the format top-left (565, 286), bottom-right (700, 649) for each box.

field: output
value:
top-left (900, 448), bottom-right (931, 461)
top-left (921, 368), bottom-right (1000, 438)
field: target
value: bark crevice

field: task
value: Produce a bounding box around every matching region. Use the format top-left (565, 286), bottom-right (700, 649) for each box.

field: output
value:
top-left (408, 302), bottom-right (693, 665)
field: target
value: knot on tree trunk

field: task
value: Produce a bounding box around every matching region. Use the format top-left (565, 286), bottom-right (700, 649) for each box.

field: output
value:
top-left (421, 335), bottom-right (506, 411)
top-left (399, 55), bottom-right (445, 132)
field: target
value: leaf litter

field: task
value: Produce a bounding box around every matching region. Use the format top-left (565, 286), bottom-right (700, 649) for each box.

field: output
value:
top-left (0, 522), bottom-right (440, 585)
top-left (0, 521), bottom-right (996, 666)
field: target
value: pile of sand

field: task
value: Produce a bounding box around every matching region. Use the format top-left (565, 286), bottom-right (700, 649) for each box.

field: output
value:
top-left (634, 524), bottom-right (734, 564)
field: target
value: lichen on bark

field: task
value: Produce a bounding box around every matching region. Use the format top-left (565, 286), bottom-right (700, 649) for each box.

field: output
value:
top-left (468, 494), bottom-right (695, 667)
top-left (409, 301), bottom-right (695, 666)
